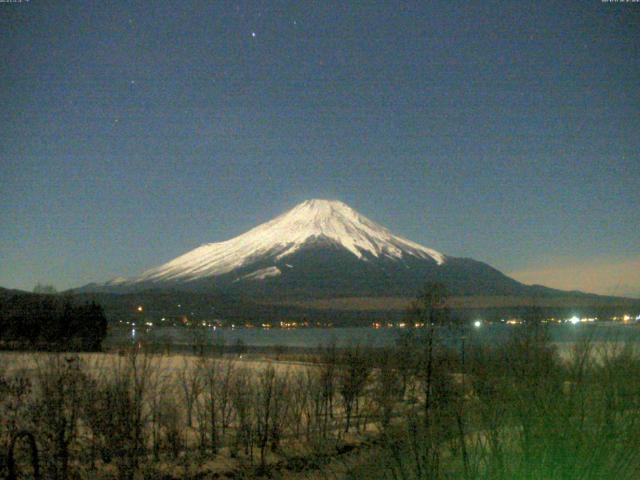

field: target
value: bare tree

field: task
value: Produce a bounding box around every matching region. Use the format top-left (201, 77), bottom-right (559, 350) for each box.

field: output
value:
top-left (289, 372), bottom-right (310, 439)
top-left (268, 369), bottom-right (290, 453)
top-left (318, 343), bottom-right (338, 437)
top-left (6, 430), bottom-right (40, 480)
top-left (31, 354), bottom-right (86, 480)
top-left (178, 357), bottom-right (202, 428)
top-left (196, 356), bottom-right (220, 454)
top-left (87, 347), bottom-right (158, 480)
top-left (157, 396), bottom-right (183, 460)
top-left (147, 358), bottom-right (170, 462)
top-left (338, 345), bottom-right (371, 433)
top-left (0, 367), bottom-right (32, 456)
top-left (230, 367), bottom-right (254, 460)
top-left (254, 365), bottom-right (276, 470)
top-left (408, 283), bottom-right (448, 430)
top-left (373, 348), bottom-right (404, 430)
top-left (394, 330), bottom-right (421, 400)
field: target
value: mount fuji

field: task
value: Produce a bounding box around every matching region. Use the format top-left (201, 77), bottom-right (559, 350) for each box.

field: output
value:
top-left (83, 199), bottom-right (552, 299)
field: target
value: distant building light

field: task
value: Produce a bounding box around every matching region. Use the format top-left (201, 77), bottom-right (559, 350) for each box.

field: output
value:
top-left (474, 320), bottom-right (482, 328)
top-left (568, 316), bottom-right (580, 325)
top-left (137, 306), bottom-right (143, 312)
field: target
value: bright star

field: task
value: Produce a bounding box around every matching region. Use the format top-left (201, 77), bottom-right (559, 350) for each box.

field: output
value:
top-left (251, 32), bottom-right (256, 38)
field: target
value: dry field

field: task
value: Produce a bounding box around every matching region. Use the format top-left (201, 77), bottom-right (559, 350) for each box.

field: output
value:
top-left (3, 330), bottom-right (640, 479)
top-left (0, 347), bottom-right (400, 479)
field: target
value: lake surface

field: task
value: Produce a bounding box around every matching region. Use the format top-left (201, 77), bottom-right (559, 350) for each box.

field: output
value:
top-left (106, 323), bottom-right (640, 349)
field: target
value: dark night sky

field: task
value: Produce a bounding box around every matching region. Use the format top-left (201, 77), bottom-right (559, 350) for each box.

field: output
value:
top-left (1, 1), bottom-right (638, 296)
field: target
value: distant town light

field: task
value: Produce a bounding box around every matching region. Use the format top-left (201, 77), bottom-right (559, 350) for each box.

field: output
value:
top-left (137, 305), bottom-right (143, 312)
top-left (473, 320), bottom-right (482, 328)
top-left (569, 316), bottom-right (580, 325)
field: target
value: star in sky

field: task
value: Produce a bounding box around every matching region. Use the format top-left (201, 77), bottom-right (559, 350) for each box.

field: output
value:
top-left (1, 1), bottom-right (638, 294)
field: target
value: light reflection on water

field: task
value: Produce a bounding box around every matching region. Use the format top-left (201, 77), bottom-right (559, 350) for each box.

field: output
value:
top-left (108, 324), bottom-right (640, 349)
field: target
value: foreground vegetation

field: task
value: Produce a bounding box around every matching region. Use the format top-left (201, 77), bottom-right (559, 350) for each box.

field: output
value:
top-left (1, 286), bottom-right (640, 479)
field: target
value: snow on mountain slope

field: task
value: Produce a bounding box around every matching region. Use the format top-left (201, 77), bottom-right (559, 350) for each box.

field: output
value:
top-left (128, 199), bottom-right (445, 284)
top-left (238, 266), bottom-right (282, 282)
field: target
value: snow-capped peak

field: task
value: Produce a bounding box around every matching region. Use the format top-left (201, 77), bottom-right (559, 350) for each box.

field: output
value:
top-left (264, 199), bottom-right (444, 263)
top-left (127, 199), bottom-right (445, 283)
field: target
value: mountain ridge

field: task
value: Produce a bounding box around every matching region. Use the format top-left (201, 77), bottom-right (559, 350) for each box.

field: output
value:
top-left (78, 199), bottom-right (614, 300)
top-left (129, 199), bottom-right (445, 286)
